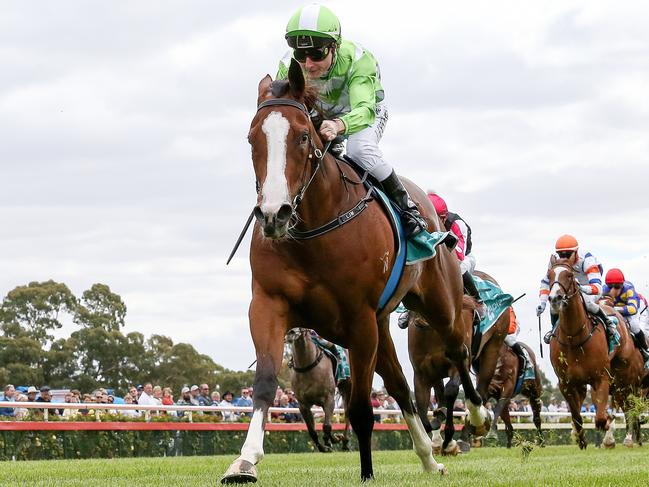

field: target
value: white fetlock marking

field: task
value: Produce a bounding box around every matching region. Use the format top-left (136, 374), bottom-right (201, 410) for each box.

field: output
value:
top-left (239, 408), bottom-right (266, 464)
top-left (467, 402), bottom-right (488, 426)
top-left (403, 412), bottom-right (439, 473)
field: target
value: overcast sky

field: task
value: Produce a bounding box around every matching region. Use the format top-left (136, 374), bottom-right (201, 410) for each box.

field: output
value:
top-left (2, 0), bottom-right (648, 387)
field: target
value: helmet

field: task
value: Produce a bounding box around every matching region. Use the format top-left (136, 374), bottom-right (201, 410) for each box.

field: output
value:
top-left (285, 4), bottom-right (342, 48)
top-left (555, 234), bottom-right (579, 252)
top-left (605, 268), bottom-right (625, 285)
top-left (427, 193), bottom-right (448, 218)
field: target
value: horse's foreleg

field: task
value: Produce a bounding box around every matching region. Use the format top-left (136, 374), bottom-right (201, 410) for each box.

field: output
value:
top-left (501, 407), bottom-right (514, 448)
top-left (487, 398), bottom-right (509, 441)
top-left (564, 384), bottom-right (587, 450)
top-left (322, 395), bottom-right (336, 449)
top-left (221, 294), bottom-right (288, 484)
top-left (301, 404), bottom-right (329, 452)
top-left (591, 377), bottom-right (610, 432)
top-left (375, 319), bottom-right (446, 474)
top-left (347, 317), bottom-right (378, 481)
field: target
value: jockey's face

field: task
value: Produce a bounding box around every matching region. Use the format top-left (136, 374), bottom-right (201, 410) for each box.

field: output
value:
top-left (607, 284), bottom-right (623, 299)
top-left (301, 49), bottom-right (334, 79)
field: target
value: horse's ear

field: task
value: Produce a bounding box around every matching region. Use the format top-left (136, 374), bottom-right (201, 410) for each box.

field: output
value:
top-left (550, 254), bottom-right (558, 265)
top-left (258, 74), bottom-right (272, 98)
top-left (288, 58), bottom-right (305, 99)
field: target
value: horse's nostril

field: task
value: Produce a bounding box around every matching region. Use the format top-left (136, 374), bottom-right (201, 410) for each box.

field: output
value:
top-left (253, 206), bottom-right (264, 222)
top-left (276, 203), bottom-right (293, 225)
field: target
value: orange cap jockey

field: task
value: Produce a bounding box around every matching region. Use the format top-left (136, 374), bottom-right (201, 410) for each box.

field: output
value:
top-left (555, 234), bottom-right (579, 253)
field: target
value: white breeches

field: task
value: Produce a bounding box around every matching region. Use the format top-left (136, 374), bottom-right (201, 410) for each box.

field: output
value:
top-left (346, 102), bottom-right (392, 181)
top-left (460, 254), bottom-right (476, 275)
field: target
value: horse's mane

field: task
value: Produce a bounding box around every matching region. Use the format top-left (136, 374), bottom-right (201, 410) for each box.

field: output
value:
top-left (270, 79), bottom-right (320, 114)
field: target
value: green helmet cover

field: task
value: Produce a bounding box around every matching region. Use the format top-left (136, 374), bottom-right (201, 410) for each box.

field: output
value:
top-left (286, 4), bottom-right (341, 47)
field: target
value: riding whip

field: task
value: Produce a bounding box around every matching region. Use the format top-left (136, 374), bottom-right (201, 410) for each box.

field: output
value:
top-left (226, 209), bottom-right (255, 265)
top-left (511, 293), bottom-right (527, 305)
top-left (538, 314), bottom-right (544, 358)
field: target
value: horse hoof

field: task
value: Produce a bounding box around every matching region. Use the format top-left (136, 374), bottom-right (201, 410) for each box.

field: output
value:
top-left (442, 441), bottom-right (460, 456)
top-left (221, 459), bottom-right (258, 484)
top-left (432, 446), bottom-right (442, 455)
top-left (437, 464), bottom-right (448, 475)
top-left (485, 430), bottom-right (498, 440)
top-left (623, 439), bottom-right (633, 449)
top-left (319, 446), bottom-right (333, 453)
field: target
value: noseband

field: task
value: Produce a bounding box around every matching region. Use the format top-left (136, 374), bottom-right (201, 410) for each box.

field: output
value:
top-left (550, 264), bottom-right (580, 304)
top-left (256, 98), bottom-right (327, 210)
top-left (255, 98), bottom-right (373, 240)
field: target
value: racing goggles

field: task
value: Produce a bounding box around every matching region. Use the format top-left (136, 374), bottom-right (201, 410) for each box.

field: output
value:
top-left (293, 46), bottom-right (331, 63)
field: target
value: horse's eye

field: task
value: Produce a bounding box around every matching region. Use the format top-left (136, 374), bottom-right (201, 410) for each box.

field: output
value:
top-left (300, 133), bottom-right (309, 144)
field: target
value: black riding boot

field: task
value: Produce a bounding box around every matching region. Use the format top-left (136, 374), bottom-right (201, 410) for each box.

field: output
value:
top-left (397, 311), bottom-right (410, 329)
top-left (510, 341), bottom-right (526, 367)
top-left (381, 170), bottom-right (428, 237)
top-left (633, 330), bottom-right (649, 365)
top-left (595, 308), bottom-right (617, 335)
top-left (463, 271), bottom-right (485, 319)
top-left (543, 313), bottom-right (559, 344)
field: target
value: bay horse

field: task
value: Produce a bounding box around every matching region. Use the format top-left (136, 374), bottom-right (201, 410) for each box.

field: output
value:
top-left (485, 342), bottom-right (544, 448)
top-left (547, 257), bottom-right (646, 449)
top-left (221, 59), bottom-right (490, 483)
top-left (286, 328), bottom-right (350, 452)
top-left (408, 271), bottom-right (508, 455)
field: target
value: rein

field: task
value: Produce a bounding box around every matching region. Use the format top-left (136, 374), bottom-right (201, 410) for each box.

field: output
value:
top-left (256, 98), bottom-right (374, 240)
top-left (549, 264), bottom-right (598, 350)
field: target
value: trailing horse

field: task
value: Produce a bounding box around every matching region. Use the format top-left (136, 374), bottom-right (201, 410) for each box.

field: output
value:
top-left (407, 271), bottom-right (509, 455)
top-left (547, 257), bottom-right (647, 449)
top-left (485, 342), bottom-right (544, 448)
top-left (286, 328), bottom-right (350, 452)
top-left (221, 59), bottom-right (490, 483)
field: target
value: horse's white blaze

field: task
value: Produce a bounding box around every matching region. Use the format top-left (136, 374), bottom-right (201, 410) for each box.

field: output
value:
top-left (261, 111), bottom-right (290, 215)
top-left (403, 411), bottom-right (443, 473)
top-left (239, 408), bottom-right (265, 464)
top-left (467, 402), bottom-right (489, 427)
top-left (549, 266), bottom-right (567, 300)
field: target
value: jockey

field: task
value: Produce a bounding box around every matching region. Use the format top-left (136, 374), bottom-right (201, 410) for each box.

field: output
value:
top-left (603, 269), bottom-right (649, 366)
top-left (277, 4), bottom-right (427, 237)
top-left (505, 307), bottom-right (526, 364)
top-left (537, 234), bottom-right (618, 346)
top-left (428, 193), bottom-right (482, 306)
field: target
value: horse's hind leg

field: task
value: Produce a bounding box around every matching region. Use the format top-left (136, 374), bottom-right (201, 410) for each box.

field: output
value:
top-left (339, 380), bottom-right (352, 451)
top-left (487, 398), bottom-right (509, 442)
top-left (375, 318), bottom-right (446, 474)
top-left (221, 294), bottom-right (288, 484)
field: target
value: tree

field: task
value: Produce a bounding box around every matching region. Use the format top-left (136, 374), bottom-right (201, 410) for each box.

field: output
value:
top-left (0, 280), bottom-right (77, 346)
top-left (75, 283), bottom-right (126, 332)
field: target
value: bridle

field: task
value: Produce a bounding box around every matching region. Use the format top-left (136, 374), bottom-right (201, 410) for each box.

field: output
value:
top-left (255, 98), bottom-right (373, 240)
top-left (549, 263), bottom-right (598, 349)
top-left (286, 328), bottom-right (324, 373)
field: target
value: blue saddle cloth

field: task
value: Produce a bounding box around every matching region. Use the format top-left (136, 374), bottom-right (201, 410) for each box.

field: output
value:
top-left (474, 276), bottom-right (514, 335)
top-left (373, 188), bottom-right (449, 313)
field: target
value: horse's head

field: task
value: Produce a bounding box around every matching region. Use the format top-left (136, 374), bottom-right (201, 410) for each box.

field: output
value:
top-left (285, 327), bottom-right (311, 345)
top-left (249, 59), bottom-right (321, 239)
top-left (547, 256), bottom-right (580, 313)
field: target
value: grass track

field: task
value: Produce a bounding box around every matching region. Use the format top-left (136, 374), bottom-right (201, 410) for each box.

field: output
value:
top-left (1, 446), bottom-right (647, 486)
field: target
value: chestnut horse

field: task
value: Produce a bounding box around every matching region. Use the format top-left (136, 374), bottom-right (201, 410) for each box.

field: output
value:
top-left (485, 342), bottom-right (544, 448)
top-left (221, 60), bottom-right (490, 483)
top-left (547, 258), bottom-right (646, 449)
top-left (286, 328), bottom-right (350, 452)
top-left (408, 271), bottom-right (509, 455)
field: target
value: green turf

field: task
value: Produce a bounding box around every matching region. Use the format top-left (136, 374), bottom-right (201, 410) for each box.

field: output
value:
top-left (1, 445), bottom-right (647, 486)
